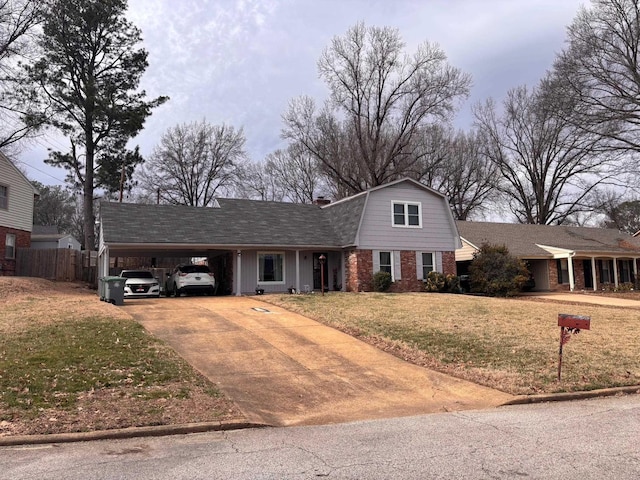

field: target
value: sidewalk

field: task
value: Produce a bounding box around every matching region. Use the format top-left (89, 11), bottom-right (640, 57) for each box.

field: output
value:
top-left (524, 292), bottom-right (640, 308)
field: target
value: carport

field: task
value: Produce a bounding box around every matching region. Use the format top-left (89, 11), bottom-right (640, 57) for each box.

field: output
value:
top-left (98, 200), bottom-right (346, 295)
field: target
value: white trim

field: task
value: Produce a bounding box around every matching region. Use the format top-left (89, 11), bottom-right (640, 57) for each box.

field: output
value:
top-left (257, 251), bottom-right (286, 285)
top-left (391, 200), bottom-right (422, 228)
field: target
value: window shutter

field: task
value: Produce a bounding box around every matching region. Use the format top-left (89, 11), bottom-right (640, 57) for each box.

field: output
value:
top-left (436, 252), bottom-right (443, 272)
top-left (416, 251), bottom-right (423, 280)
top-left (373, 250), bottom-right (380, 273)
top-left (393, 251), bottom-right (401, 280)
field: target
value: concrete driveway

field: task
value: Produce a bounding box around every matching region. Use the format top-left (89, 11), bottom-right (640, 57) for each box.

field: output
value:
top-left (123, 296), bottom-right (512, 427)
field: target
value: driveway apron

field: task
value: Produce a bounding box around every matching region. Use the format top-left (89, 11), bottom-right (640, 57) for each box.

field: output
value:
top-left (124, 297), bottom-right (513, 427)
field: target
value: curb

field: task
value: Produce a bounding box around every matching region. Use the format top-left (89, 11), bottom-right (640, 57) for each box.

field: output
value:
top-left (0, 420), bottom-right (269, 447)
top-left (501, 385), bottom-right (640, 406)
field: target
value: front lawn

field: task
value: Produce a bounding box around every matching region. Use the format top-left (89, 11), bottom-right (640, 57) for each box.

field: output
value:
top-left (264, 292), bottom-right (640, 395)
top-left (0, 278), bottom-right (244, 436)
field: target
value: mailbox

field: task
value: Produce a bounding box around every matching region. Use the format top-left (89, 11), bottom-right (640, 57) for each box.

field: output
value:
top-left (558, 313), bottom-right (591, 330)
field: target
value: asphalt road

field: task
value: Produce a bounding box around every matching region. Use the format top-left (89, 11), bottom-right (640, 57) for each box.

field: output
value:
top-left (1, 395), bottom-right (638, 480)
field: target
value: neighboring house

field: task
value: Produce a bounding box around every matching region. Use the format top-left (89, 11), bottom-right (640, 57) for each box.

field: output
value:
top-left (98, 178), bottom-right (461, 295)
top-left (0, 153), bottom-right (38, 276)
top-left (31, 225), bottom-right (81, 251)
top-left (456, 221), bottom-right (640, 292)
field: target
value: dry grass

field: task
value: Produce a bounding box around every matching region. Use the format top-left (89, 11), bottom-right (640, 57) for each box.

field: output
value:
top-left (0, 277), bottom-right (244, 437)
top-left (264, 292), bottom-right (640, 395)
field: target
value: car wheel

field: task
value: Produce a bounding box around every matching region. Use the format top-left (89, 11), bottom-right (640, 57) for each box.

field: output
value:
top-left (173, 283), bottom-right (180, 297)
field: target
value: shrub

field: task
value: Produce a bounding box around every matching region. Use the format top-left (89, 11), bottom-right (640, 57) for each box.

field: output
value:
top-left (445, 274), bottom-right (462, 294)
top-left (424, 271), bottom-right (446, 292)
top-left (372, 270), bottom-right (393, 292)
top-left (469, 243), bottom-right (529, 297)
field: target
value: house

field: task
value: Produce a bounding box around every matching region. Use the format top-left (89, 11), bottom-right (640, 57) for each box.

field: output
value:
top-left (0, 153), bottom-right (38, 276)
top-left (98, 178), bottom-right (461, 294)
top-left (31, 225), bottom-right (82, 251)
top-left (456, 221), bottom-right (640, 292)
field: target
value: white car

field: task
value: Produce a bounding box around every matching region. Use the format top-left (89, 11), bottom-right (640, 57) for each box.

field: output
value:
top-left (166, 264), bottom-right (215, 297)
top-left (120, 270), bottom-right (161, 298)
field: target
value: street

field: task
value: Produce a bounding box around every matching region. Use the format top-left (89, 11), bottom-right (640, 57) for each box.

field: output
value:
top-left (1, 395), bottom-right (638, 479)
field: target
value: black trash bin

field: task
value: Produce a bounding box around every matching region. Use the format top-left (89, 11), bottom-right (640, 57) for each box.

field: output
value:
top-left (103, 276), bottom-right (125, 305)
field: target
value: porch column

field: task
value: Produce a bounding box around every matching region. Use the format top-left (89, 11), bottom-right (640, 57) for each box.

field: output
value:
top-left (634, 257), bottom-right (638, 286)
top-left (295, 250), bottom-right (301, 293)
top-left (567, 255), bottom-right (575, 292)
top-left (236, 250), bottom-right (242, 296)
top-left (591, 257), bottom-right (597, 291)
top-left (613, 257), bottom-right (619, 289)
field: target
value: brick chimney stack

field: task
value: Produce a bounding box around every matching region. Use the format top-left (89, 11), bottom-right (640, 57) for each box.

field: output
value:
top-left (314, 196), bottom-right (331, 206)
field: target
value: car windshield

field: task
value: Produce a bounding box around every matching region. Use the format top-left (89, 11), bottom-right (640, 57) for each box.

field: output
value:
top-left (121, 271), bottom-right (154, 279)
top-left (180, 265), bottom-right (210, 274)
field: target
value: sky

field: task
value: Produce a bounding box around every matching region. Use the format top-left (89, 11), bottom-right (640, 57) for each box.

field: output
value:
top-left (16, 0), bottom-right (587, 187)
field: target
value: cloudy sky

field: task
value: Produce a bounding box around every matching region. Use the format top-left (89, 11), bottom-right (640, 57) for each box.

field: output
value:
top-left (18, 0), bottom-right (586, 186)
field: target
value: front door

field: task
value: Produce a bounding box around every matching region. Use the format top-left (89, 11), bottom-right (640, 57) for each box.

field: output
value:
top-left (313, 252), bottom-right (329, 290)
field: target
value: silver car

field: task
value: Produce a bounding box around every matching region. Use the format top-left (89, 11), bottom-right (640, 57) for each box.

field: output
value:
top-left (166, 264), bottom-right (216, 297)
top-left (120, 270), bottom-right (161, 298)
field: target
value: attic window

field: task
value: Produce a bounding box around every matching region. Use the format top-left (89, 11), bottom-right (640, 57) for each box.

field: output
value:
top-left (392, 201), bottom-right (421, 227)
top-left (0, 185), bottom-right (7, 209)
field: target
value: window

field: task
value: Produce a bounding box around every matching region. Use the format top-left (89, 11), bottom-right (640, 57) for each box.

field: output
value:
top-left (392, 201), bottom-right (421, 227)
top-left (422, 252), bottom-right (434, 279)
top-left (0, 185), bottom-right (7, 209)
top-left (258, 252), bottom-right (284, 283)
top-left (556, 258), bottom-right (570, 284)
top-left (379, 251), bottom-right (392, 275)
top-left (620, 260), bottom-right (632, 284)
top-left (599, 260), bottom-right (613, 284)
top-left (5, 234), bottom-right (15, 259)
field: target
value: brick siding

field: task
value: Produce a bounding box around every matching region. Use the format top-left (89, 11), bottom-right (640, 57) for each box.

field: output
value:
top-left (0, 226), bottom-right (31, 276)
top-left (346, 249), bottom-right (458, 293)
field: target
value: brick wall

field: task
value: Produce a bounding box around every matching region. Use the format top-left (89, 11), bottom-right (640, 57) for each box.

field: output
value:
top-left (344, 249), bottom-right (373, 292)
top-left (346, 249), bottom-right (457, 293)
top-left (0, 226), bottom-right (31, 276)
top-left (389, 251), bottom-right (423, 292)
top-left (442, 251), bottom-right (456, 276)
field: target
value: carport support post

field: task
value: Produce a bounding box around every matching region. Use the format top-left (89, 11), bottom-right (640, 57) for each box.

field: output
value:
top-left (295, 250), bottom-right (300, 293)
top-left (236, 250), bottom-right (242, 296)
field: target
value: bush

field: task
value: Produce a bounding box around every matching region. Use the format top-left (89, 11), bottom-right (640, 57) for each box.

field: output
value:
top-left (372, 270), bottom-right (393, 292)
top-left (424, 271), bottom-right (446, 292)
top-left (469, 243), bottom-right (529, 297)
top-left (445, 274), bottom-right (462, 294)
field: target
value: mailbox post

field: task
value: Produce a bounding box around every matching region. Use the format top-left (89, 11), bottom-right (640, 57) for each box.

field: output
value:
top-left (557, 313), bottom-right (591, 382)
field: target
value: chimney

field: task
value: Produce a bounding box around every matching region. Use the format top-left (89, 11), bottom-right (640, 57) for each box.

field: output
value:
top-left (314, 196), bottom-right (331, 206)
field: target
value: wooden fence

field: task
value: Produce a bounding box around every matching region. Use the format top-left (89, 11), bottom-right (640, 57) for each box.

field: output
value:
top-left (16, 248), bottom-right (98, 285)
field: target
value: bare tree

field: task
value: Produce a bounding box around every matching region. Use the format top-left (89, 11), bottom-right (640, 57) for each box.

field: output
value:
top-left (283, 22), bottom-right (471, 197)
top-left (234, 160), bottom-right (286, 202)
top-left (553, 0), bottom-right (640, 153)
top-left (235, 143), bottom-right (330, 203)
top-left (0, 0), bottom-right (42, 150)
top-left (474, 80), bottom-right (622, 225)
top-left (139, 120), bottom-right (246, 207)
top-left (418, 126), bottom-right (500, 220)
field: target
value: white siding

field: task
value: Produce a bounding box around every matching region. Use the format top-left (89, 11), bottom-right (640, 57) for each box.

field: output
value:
top-left (0, 155), bottom-right (36, 232)
top-left (357, 183), bottom-right (458, 251)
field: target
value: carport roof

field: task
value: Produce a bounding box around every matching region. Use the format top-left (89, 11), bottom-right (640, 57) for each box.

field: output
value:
top-left (456, 220), bottom-right (640, 257)
top-left (100, 198), bottom-right (345, 248)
